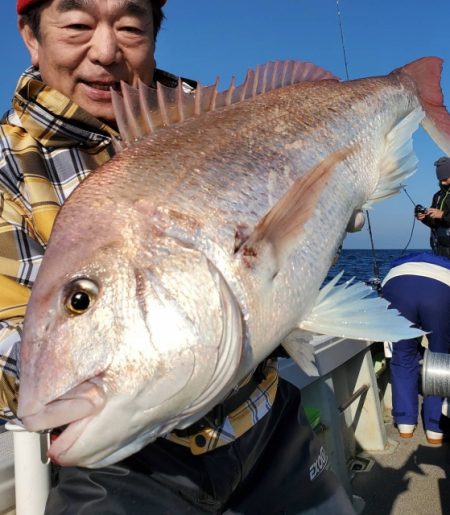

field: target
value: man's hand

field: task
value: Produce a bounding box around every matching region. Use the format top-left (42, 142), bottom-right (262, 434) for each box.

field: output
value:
top-left (426, 208), bottom-right (444, 219)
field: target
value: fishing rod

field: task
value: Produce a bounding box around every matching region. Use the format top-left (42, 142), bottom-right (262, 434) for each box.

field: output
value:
top-left (336, 0), bottom-right (381, 291)
top-left (399, 185), bottom-right (421, 256)
top-left (335, 2), bottom-right (424, 286)
top-left (336, 0), bottom-right (350, 81)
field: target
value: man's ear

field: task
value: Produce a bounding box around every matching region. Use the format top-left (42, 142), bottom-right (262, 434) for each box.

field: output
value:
top-left (18, 18), bottom-right (40, 67)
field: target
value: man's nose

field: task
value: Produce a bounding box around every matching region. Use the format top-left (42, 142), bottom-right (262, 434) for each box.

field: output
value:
top-left (88, 25), bottom-right (121, 66)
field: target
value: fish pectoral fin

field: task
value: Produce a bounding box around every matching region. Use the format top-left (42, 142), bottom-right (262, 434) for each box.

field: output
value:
top-left (281, 329), bottom-right (320, 376)
top-left (236, 148), bottom-right (353, 274)
top-left (298, 272), bottom-right (425, 343)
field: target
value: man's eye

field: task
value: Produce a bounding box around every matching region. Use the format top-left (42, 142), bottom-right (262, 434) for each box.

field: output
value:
top-left (121, 26), bottom-right (143, 34)
top-left (67, 24), bottom-right (91, 31)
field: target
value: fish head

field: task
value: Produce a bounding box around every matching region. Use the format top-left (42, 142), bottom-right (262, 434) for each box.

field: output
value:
top-left (18, 228), bottom-right (244, 467)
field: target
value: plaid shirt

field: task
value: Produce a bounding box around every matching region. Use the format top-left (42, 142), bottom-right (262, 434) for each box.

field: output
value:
top-left (0, 67), bottom-right (117, 420)
top-left (0, 67), bottom-right (279, 454)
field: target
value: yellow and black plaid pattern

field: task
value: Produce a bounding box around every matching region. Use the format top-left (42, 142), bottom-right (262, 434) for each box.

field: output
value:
top-left (0, 67), bottom-right (279, 454)
top-left (0, 67), bottom-right (117, 421)
top-left (167, 359), bottom-right (278, 454)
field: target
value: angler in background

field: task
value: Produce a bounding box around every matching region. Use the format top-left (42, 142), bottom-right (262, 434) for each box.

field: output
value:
top-left (382, 253), bottom-right (450, 444)
top-left (415, 157), bottom-right (450, 257)
top-left (0, 1), bottom-right (355, 513)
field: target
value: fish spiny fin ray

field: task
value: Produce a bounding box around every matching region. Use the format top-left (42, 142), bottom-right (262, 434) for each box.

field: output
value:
top-left (299, 272), bottom-right (426, 342)
top-left (237, 147), bottom-right (353, 274)
top-left (112, 60), bottom-right (339, 146)
top-left (395, 57), bottom-right (450, 155)
top-left (364, 106), bottom-right (424, 208)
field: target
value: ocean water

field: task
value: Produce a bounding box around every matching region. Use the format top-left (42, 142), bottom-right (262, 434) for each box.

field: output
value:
top-left (326, 248), bottom-right (429, 285)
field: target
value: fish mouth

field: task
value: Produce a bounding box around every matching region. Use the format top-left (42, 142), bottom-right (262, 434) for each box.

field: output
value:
top-left (47, 416), bottom-right (94, 465)
top-left (20, 378), bottom-right (106, 443)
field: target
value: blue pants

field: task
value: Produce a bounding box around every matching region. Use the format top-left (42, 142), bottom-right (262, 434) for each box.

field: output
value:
top-left (383, 275), bottom-right (450, 432)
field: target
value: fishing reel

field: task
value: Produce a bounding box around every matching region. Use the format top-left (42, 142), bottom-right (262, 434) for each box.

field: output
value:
top-left (414, 204), bottom-right (428, 216)
top-left (365, 277), bottom-right (382, 295)
top-left (422, 350), bottom-right (450, 397)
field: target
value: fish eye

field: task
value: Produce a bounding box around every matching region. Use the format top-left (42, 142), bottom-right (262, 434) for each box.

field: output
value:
top-left (64, 279), bottom-right (99, 315)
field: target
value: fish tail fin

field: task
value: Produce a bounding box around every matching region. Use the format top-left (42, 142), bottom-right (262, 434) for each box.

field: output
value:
top-left (396, 57), bottom-right (450, 155)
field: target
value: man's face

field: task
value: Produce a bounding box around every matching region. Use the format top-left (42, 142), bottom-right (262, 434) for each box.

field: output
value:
top-left (441, 177), bottom-right (450, 187)
top-left (20, 0), bottom-right (156, 124)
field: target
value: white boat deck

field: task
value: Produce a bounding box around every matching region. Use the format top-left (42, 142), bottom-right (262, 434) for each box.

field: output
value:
top-left (352, 402), bottom-right (450, 514)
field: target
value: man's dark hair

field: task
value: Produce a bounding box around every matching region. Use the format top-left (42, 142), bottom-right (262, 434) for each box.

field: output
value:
top-left (21, 0), bottom-right (164, 42)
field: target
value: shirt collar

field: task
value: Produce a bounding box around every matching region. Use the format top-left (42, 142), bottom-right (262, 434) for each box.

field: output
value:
top-left (8, 66), bottom-right (197, 149)
top-left (11, 66), bottom-right (119, 149)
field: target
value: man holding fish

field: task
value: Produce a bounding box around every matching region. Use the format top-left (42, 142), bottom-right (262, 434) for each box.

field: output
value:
top-left (0, 0), bottom-right (358, 513)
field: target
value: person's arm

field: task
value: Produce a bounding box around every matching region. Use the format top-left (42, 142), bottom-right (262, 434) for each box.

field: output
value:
top-left (440, 194), bottom-right (450, 225)
top-left (424, 208), bottom-right (450, 225)
top-left (0, 193), bottom-right (44, 422)
top-left (442, 211), bottom-right (450, 225)
top-left (417, 212), bottom-right (439, 228)
top-left (417, 191), bottom-right (442, 227)
top-left (425, 196), bottom-right (450, 226)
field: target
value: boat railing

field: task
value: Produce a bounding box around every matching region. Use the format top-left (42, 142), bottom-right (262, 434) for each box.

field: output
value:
top-left (2, 423), bottom-right (50, 515)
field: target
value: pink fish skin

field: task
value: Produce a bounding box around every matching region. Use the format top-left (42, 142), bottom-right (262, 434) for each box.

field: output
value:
top-left (18, 58), bottom-right (450, 467)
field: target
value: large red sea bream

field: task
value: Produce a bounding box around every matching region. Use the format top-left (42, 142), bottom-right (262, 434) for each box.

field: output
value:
top-left (18, 58), bottom-right (450, 467)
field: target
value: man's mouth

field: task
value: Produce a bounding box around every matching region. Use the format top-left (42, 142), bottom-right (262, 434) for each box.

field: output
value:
top-left (81, 80), bottom-right (121, 92)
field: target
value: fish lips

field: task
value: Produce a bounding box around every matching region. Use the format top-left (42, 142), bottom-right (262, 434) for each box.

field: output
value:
top-left (19, 379), bottom-right (106, 438)
top-left (47, 416), bottom-right (94, 465)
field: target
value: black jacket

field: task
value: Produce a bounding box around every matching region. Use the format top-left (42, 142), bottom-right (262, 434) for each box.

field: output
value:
top-left (421, 184), bottom-right (450, 252)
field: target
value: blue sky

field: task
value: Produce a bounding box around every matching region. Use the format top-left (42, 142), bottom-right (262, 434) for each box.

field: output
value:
top-left (1, 0), bottom-right (450, 249)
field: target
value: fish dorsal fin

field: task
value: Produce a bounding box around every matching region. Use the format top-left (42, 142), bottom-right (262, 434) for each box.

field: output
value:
top-left (112, 60), bottom-right (339, 147)
top-left (364, 106), bottom-right (425, 208)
